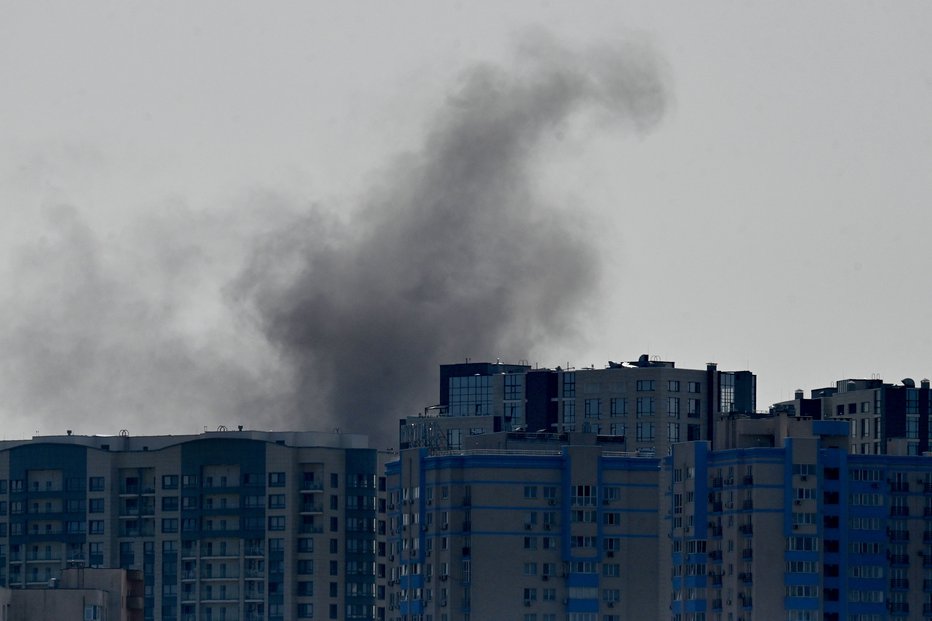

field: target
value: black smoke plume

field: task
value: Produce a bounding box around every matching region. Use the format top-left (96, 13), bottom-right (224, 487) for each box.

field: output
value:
top-left (0, 36), bottom-right (666, 446)
top-left (235, 36), bottom-right (668, 446)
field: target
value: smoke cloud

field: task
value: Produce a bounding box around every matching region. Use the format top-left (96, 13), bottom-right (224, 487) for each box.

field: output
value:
top-left (234, 35), bottom-right (668, 445)
top-left (0, 35), bottom-right (667, 446)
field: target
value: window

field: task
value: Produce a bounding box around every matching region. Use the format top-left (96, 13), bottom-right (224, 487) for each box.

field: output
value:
top-left (161, 497), bottom-right (178, 512)
top-left (182, 475), bottom-right (198, 489)
top-left (562, 401), bottom-right (576, 426)
top-left (609, 398), bottom-right (627, 417)
top-left (449, 374), bottom-right (493, 415)
top-left (636, 380), bottom-right (655, 391)
top-left (89, 520), bottom-right (104, 534)
top-left (562, 372), bottom-right (576, 397)
top-left (668, 380), bottom-right (680, 392)
top-left (668, 423), bottom-right (680, 443)
top-left (636, 397), bottom-right (655, 417)
top-left (89, 498), bottom-right (105, 513)
top-left (269, 472), bottom-right (286, 487)
top-left (162, 519), bottom-right (179, 533)
top-left (268, 494), bottom-right (286, 509)
top-left (636, 423), bottom-right (655, 442)
top-left (268, 516), bottom-right (286, 531)
top-left (667, 398), bottom-right (680, 418)
top-left (524, 486), bottom-right (537, 499)
top-left (162, 475), bottom-right (178, 489)
top-left (88, 477), bottom-right (105, 492)
top-left (687, 382), bottom-right (701, 394)
top-left (297, 603), bottom-right (314, 618)
top-left (584, 399), bottom-right (601, 419)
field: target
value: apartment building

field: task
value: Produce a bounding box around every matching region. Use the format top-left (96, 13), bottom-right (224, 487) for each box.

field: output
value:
top-left (401, 357), bottom-right (757, 458)
top-left (386, 432), bottom-right (662, 621)
top-left (668, 413), bottom-right (932, 621)
top-left (0, 429), bottom-right (389, 621)
top-left (772, 377), bottom-right (932, 455)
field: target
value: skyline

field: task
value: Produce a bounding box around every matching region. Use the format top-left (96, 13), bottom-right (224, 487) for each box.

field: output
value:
top-left (2, 3), bottom-right (932, 442)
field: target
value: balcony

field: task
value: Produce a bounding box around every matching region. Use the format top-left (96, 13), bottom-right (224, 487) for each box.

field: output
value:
top-left (300, 481), bottom-right (324, 492)
top-left (201, 568), bottom-right (240, 580)
top-left (889, 554), bottom-right (910, 566)
top-left (200, 589), bottom-right (239, 602)
top-left (888, 530), bottom-right (910, 542)
top-left (26, 552), bottom-right (61, 563)
top-left (299, 503), bottom-right (323, 514)
top-left (890, 578), bottom-right (909, 590)
top-left (889, 481), bottom-right (910, 493)
top-left (890, 506), bottom-right (910, 517)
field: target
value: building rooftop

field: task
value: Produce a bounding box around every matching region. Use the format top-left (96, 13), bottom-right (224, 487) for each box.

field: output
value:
top-left (0, 428), bottom-right (370, 452)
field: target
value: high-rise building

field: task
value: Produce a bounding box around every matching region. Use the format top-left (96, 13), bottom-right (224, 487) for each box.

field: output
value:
top-left (772, 376), bottom-right (932, 455)
top-left (386, 432), bottom-right (661, 621)
top-left (0, 429), bottom-right (390, 621)
top-left (401, 356), bottom-right (757, 458)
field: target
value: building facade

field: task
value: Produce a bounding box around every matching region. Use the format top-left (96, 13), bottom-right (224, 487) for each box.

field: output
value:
top-left (386, 433), bottom-right (661, 621)
top-left (0, 430), bottom-right (390, 621)
top-left (772, 377), bottom-right (932, 455)
top-left (401, 357), bottom-right (757, 458)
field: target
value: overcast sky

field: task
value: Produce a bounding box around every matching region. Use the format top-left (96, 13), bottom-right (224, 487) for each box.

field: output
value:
top-left (2, 3), bottom-right (931, 443)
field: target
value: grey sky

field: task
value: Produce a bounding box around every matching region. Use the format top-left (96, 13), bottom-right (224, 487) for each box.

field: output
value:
top-left (2, 3), bottom-right (931, 441)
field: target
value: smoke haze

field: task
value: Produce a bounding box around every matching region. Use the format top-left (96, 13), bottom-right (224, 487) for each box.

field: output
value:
top-left (234, 36), bottom-right (668, 445)
top-left (0, 36), bottom-right (667, 447)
